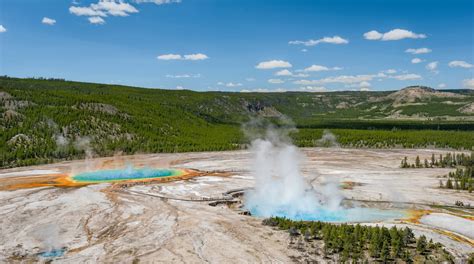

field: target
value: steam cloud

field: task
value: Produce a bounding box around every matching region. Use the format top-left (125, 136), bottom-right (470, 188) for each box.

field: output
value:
top-left (243, 121), bottom-right (343, 219)
top-left (316, 130), bottom-right (339, 147)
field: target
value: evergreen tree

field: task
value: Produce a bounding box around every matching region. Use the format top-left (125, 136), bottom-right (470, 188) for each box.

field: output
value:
top-left (416, 235), bottom-right (427, 254)
top-left (381, 240), bottom-right (390, 262)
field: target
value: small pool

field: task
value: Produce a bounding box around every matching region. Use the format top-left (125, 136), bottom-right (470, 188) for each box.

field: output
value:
top-left (71, 168), bottom-right (184, 183)
top-left (38, 247), bottom-right (66, 258)
top-left (249, 206), bottom-right (407, 223)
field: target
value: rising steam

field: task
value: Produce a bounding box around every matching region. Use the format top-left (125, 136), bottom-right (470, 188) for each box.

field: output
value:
top-left (244, 129), bottom-right (323, 218)
top-left (243, 120), bottom-right (344, 219)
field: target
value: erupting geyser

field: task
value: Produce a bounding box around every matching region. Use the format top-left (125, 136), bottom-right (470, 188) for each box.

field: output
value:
top-left (244, 128), bottom-right (407, 222)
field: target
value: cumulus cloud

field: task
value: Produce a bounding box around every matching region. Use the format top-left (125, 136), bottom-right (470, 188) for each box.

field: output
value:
top-left (255, 60), bottom-right (292, 69)
top-left (384, 69), bottom-right (397, 74)
top-left (411, 58), bottom-right (423, 64)
top-left (364, 29), bottom-right (426, 41)
top-left (183, 53), bottom-right (209, 60)
top-left (448, 60), bottom-right (473, 68)
top-left (463, 79), bottom-right (474, 89)
top-left (134, 0), bottom-right (181, 4)
top-left (275, 69), bottom-right (293, 76)
top-left (165, 73), bottom-right (201, 78)
top-left (438, 83), bottom-right (446, 88)
top-left (157, 54), bottom-right (181, 60)
top-left (42, 17), bottom-right (56, 25)
top-left (359, 81), bottom-right (371, 88)
top-left (218, 82), bottom-right (242, 87)
top-left (0, 25), bottom-right (6, 33)
top-left (275, 69), bottom-right (309, 78)
top-left (70, 0), bottom-right (178, 24)
top-left (426, 61), bottom-right (439, 73)
top-left (69, 6), bottom-right (107, 17)
top-left (245, 78), bottom-right (256, 82)
top-left (91, 1), bottom-right (138, 16)
top-left (298, 86), bottom-right (327, 92)
top-left (157, 53), bottom-right (209, 61)
top-left (241, 88), bottom-right (286, 93)
top-left (294, 71), bottom-right (421, 85)
top-left (389, 73), bottom-right (422, 80)
top-left (268, 79), bottom-right (285, 84)
top-left (88, 16), bottom-right (105, 24)
top-left (405, 47), bottom-right (431, 54)
top-left (303, 65), bottom-right (342, 72)
top-left (289, 35), bottom-right (349, 46)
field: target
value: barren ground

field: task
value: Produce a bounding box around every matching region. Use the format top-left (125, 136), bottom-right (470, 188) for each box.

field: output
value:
top-left (0, 148), bottom-right (472, 263)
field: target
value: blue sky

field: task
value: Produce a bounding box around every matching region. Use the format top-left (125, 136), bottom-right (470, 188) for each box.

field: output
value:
top-left (0, 0), bottom-right (473, 91)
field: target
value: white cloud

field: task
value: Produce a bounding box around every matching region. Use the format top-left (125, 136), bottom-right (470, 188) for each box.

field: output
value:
top-left (275, 69), bottom-right (293, 76)
top-left (295, 75), bottom-right (375, 85)
top-left (463, 79), bottom-right (474, 89)
top-left (183, 53), bottom-right (209, 60)
top-left (383, 69), bottom-right (397, 74)
top-left (90, 1), bottom-right (138, 16)
top-left (359, 81), bottom-right (371, 88)
top-left (69, 6), bottom-right (106, 17)
top-left (165, 74), bottom-right (201, 78)
top-left (294, 71), bottom-right (421, 85)
top-left (268, 79), bottom-right (284, 84)
top-left (303, 65), bottom-right (342, 72)
top-left (275, 69), bottom-right (309, 77)
top-left (88, 16), bottom-right (105, 24)
top-left (363, 30), bottom-right (383, 40)
top-left (301, 49), bottom-right (308, 52)
top-left (175, 85), bottom-right (185, 90)
top-left (298, 86), bottom-right (327, 92)
top-left (134, 0), bottom-right (181, 4)
top-left (289, 35), bottom-right (349, 46)
top-left (69, 0), bottom-right (144, 24)
top-left (0, 25), bottom-right (6, 33)
top-left (411, 58), bottom-right (423, 64)
top-left (438, 83), bottom-right (446, 88)
top-left (255, 60), bottom-right (292, 69)
top-left (245, 78), bottom-right (256, 82)
top-left (42, 17), bottom-right (56, 25)
top-left (405, 48), bottom-right (431, 54)
top-left (240, 88), bottom-right (285, 93)
top-left (157, 54), bottom-right (181, 60)
top-left (218, 82), bottom-right (242, 87)
top-left (157, 53), bottom-right (208, 61)
top-left (364, 29), bottom-right (426, 41)
top-left (448, 60), bottom-right (473, 68)
top-left (426, 61), bottom-right (439, 73)
top-left (389, 73), bottom-right (422, 81)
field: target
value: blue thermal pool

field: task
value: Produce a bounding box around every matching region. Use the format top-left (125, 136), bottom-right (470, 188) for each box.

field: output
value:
top-left (38, 248), bottom-right (66, 258)
top-left (71, 168), bottom-right (184, 183)
top-left (249, 206), bottom-right (408, 223)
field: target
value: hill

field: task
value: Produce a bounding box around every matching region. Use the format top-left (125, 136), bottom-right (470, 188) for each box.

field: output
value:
top-left (1, 77), bottom-right (473, 168)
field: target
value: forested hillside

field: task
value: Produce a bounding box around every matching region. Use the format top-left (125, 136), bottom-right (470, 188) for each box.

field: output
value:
top-left (1, 76), bottom-right (473, 168)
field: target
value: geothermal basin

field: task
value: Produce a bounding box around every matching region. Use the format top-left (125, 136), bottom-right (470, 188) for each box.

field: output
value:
top-left (0, 148), bottom-right (472, 262)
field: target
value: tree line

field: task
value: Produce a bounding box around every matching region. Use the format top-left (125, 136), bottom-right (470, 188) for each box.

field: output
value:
top-left (400, 152), bottom-right (473, 192)
top-left (262, 217), bottom-right (455, 263)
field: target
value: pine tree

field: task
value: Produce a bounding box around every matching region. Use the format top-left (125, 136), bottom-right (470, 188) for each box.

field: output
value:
top-left (446, 178), bottom-right (453, 189)
top-left (415, 156), bottom-right (421, 168)
top-left (381, 240), bottom-right (390, 262)
top-left (416, 235), bottom-right (427, 254)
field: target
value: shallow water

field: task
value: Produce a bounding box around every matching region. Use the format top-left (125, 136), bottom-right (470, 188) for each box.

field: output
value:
top-left (249, 206), bottom-right (407, 223)
top-left (38, 248), bottom-right (66, 258)
top-left (71, 168), bottom-right (183, 183)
